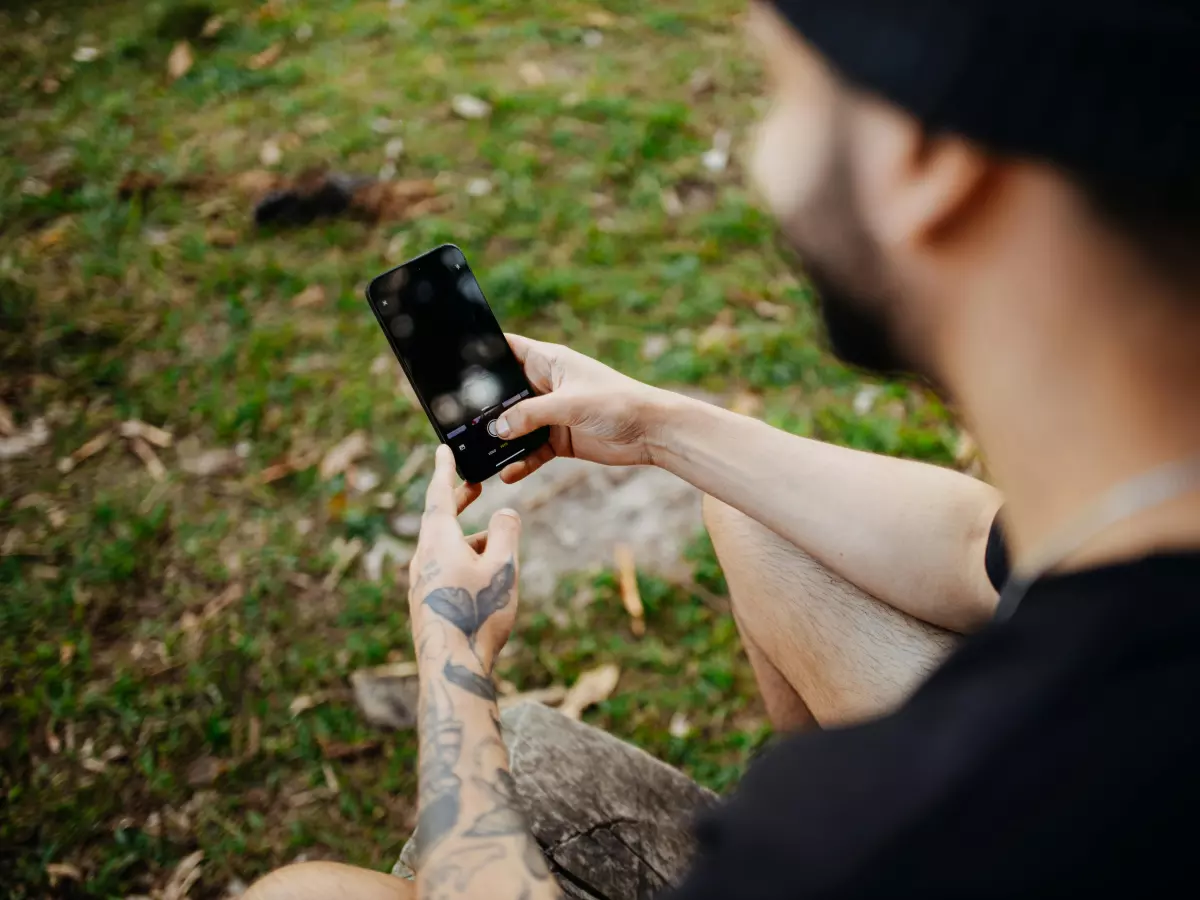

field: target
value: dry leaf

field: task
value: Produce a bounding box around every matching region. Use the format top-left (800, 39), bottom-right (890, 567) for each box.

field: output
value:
top-left (45, 863), bottom-right (82, 885)
top-left (753, 300), bottom-right (791, 322)
top-left (247, 43), bottom-right (283, 70)
top-left (206, 226), bottom-right (239, 248)
top-left (186, 756), bottom-right (224, 787)
top-left (320, 431), bottom-right (369, 480)
top-left (689, 68), bottom-right (716, 97)
top-left (614, 544), bottom-right (645, 636)
top-left (259, 139), bottom-right (283, 167)
top-left (518, 61), bottom-right (545, 87)
top-left (317, 737), bottom-right (383, 761)
top-left (584, 9), bottom-right (616, 26)
top-left (0, 400), bottom-right (15, 436)
top-left (560, 664), bottom-right (620, 720)
top-left (288, 688), bottom-right (351, 717)
top-left (201, 15), bottom-right (225, 38)
top-left (201, 583), bottom-right (244, 622)
top-left (669, 711), bottom-right (692, 739)
top-left (465, 177), bottom-right (493, 197)
top-left (36, 219), bottom-right (73, 250)
top-left (163, 850), bottom-right (205, 900)
top-left (56, 429), bottom-right (111, 473)
top-left (0, 418), bottom-right (49, 460)
top-left (394, 445), bottom-right (432, 486)
top-left (179, 446), bottom-right (240, 477)
top-left (246, 716), bottom-right (261, 758)
top-left (323, 536), bottom-right (364, 591)
top-left (362, 534), bottom-right (414, 582)
top-left (291, 284), bottom-right (326, 308)
top-left (730, 391), bottom-right (763, 418)
top-left (451, 94), bottom-right (492, 120)
top-left (167, 42), bottom-right (194, 81)
top-left (322, 762), bottom-right (340, 794)
top-left (129, 437), bottom-right (167, 481)
top-left (119, 419), bottom-right (173, 448)
top-left (233, 169), bottom-right (281, 197)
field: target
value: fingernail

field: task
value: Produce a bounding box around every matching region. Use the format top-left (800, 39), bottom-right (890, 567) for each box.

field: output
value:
top-left (496, 507), bottom-right (520, 521)
top-left (495, 416), bottom-right (512, 438)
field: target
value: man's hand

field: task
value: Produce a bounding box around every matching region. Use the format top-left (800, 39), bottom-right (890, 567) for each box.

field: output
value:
top-left (410, 444), bottom-right (521, 671)
top-left (491, 334), bottom-right (672, 485)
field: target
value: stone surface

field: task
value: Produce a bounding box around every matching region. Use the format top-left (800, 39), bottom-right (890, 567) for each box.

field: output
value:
top-left (396, 702), bottom-right (715, 899)
top-left (459, 459), bottom-right (703, 602)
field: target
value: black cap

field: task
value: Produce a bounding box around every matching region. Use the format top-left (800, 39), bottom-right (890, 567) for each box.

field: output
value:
top-left (767, 1), bottom-right (1198, 182)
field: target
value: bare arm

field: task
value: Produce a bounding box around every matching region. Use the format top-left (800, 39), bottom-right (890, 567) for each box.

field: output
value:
top-left (409, 447), bottom-right (561, 900)
top-left (648, 394), bottom-right (1002, 632)
top-left (496, 336), bottom-right (1003, 634)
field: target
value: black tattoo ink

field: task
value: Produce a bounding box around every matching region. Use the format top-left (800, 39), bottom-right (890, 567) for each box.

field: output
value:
top-left (422, 560), bottom-right (515, 649)
top-left (463, 770), bottom-right (529, 838)
top-left (416, 677), bottom-right (464, 856)
top-left (421, 842), bottom-right (507, 897)
top-left (443, 660), bottom-right (498, 702)
top-left (413, 559), bottom-right (442, 594)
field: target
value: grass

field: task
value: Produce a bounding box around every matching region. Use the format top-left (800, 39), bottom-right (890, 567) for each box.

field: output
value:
top-left (0, 1), bottom-right (961, 896)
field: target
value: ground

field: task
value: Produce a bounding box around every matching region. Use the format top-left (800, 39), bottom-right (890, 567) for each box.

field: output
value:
top-left (0, 1), bottom-right (964, 897)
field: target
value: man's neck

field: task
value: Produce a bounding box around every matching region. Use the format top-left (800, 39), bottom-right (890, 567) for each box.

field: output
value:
top-left (940, 233), bottom-right (1200, 575)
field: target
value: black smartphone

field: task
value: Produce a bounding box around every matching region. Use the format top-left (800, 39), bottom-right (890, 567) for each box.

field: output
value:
top-left (366, 244), bottom-right (550, 484)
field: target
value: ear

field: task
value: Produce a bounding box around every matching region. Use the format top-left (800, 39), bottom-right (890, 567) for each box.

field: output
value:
top-left (851, 100), bottom-right (996, 252)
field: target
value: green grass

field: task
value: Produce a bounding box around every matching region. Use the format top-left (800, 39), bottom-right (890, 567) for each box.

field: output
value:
top-left (0, 1), bottom-right (960, 896)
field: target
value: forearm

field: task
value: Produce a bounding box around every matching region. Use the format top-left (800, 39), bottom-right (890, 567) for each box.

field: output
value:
top-left (648, 393), bottom-right (1003, 632)
top-left (414, 626), bottom-right (559, 900)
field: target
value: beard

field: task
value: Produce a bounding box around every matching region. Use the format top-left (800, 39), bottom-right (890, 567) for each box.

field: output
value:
top-left (773, 123), bottom-right (918, 379)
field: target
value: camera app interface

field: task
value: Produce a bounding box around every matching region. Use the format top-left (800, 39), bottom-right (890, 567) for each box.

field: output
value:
top-left (373, 246), bottom-right (535, 476)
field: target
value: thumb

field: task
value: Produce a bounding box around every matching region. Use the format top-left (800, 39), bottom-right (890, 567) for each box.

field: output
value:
top-left (495, 393), bottom-right (575, 439)
top-left (483, 508), bottom-right (522, 562)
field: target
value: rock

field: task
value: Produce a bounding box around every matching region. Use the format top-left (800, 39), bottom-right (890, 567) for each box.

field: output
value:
top-left (351, 665), bottom-right (420, 730)
top-left (396, 702), bottom-right (715, 899)
top-left (459, 458), bottom-right (703, 603)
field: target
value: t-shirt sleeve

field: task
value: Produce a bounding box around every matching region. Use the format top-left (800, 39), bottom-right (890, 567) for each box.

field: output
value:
top-left (985, 511), bottom-right (1010, 592)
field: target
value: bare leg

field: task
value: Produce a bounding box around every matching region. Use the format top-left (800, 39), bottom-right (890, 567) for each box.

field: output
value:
top-left (244, 862), bottom-right (413, 900)
top-left (703, 495), bottom-right (957, 728)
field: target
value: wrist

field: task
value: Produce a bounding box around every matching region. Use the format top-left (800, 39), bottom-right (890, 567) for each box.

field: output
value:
top-left (642, 389), bottom-right (695, 470)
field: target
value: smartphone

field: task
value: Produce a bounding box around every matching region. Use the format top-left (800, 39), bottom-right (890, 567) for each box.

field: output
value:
top-left (366, 244), bottom-right (550, 484)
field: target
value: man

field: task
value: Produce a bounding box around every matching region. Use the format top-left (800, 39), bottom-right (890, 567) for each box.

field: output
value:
top-left (249, 0), bottom-right (1200, 897)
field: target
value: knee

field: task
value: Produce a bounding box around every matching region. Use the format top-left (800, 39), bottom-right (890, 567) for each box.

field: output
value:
top-left (245, 862), bottom-right (409, 900)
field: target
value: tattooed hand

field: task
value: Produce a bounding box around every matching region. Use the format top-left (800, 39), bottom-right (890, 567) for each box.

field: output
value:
top-left (410, 444), bottom-right (522, 672)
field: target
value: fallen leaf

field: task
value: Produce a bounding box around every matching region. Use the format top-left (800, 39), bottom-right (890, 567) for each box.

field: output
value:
top-left (45, 863), bottom-right (82, 885)
top-left (206, 226), bottom-right (239, 248)
top-left (852, 385), bottom-right (882, 416)
top-left (163, 850), bottom-right (205, 900)
top-left (384, 137), bottom-right (405, 160)
top-left (702, 129), bottom-right (733, 174)
top-left (247, 42), bottom-right (283, 71)
top-left (167, 41), bottom-right (194, 81)
top-left (641, 334), bottom-right (670, 360)
top-left (350, 178), bottom-right (440, 223)
top-left (689, 68), bottom-right (716, 97)
top-left (233, 169), bottom-right (281, 197)
top-left (72, 46), bottom-right (100, 63)
top-left (0, 418), bottom-right (49, 460)
top-left (317, 736), bottom-right (383, 760)
top-left (36, 219), bottom-right (72, 250)
top-left (322, 762), bottom-right (340, 794)
top-left (498, 685), bottom-right (568, 711)
top-left (319, 431), bottom-right (369, 480)
top-left (371, 117), bottom-right (403, 134)
top-left (465, 177), bottom-right (493, 197)
top-left (451, 94), bottom-right (492, 120)
top-left (291, 284), bottom-right (326, 308)
top-left (119, 419), bottom-right (173, 448)
top-left (362, 534), bottom-right (414, 582)
top-left (129, 436), bottom-right (167, 482)
top-left (697, 309), bottom-right (737, 352)
top-left (323, 536), bottom-right (364, 591)
top-left (351, 663), bottom-right (420, 729)
top-left (560, 664), bottom-right (620, 720)
top-left (289, 688), bottom-right (352, 717)
top-left (179, 446), bottom-right (240, 477)
top-left (46, 723), bottom-right (62, 754)
top-left (57, 429), bottom-right (111, 473)
top-left (753, 299), bottom-right (791, 322)
top-left (33, 564), bottom-right (61, 582)
top-left (246, 716), bottom-right (261, 758)
top-left (259, 139), bottom-right (283, 167)
top-left (201, 15), bottom-right (225, 38)
top-left (518, 61), bottom-right (545, 87)
top-left (614, 544), bottom-right (645, 636)
top-left (0, 400), bottom-right (14, 436)
top-left (584, 9), bottom-right (616, 26)
top-left (582, 29), bottom-right (603, 48)
top-left (669, 711), bottom-right (692, 739)
top-left (394, 445), bottom-right (432, 486)
top-left (186, 756), bottom-right (224, 787)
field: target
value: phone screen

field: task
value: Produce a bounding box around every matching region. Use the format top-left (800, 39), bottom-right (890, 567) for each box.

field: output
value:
top-left (367, 245), bottom-right (549, 483)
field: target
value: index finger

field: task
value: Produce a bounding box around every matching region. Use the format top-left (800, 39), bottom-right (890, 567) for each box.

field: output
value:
top-left (423, 444), bottom-right (463, 534)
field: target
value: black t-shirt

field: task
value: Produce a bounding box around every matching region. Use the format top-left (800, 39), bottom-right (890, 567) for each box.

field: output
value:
top-left (670, 545), bottom-right (1200, 898)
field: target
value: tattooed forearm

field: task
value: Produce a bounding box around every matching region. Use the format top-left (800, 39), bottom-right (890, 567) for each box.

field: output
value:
top-left (463, 770), bottom-right (528, 837)
top-left (422, 560), bottom-right (516, 655)
top-left (416, 677), bottom-right (464, 858)
top-left (444, 660), bottom-right (498, 702)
